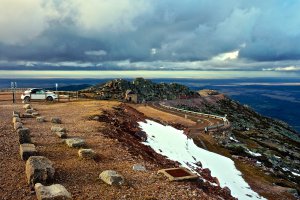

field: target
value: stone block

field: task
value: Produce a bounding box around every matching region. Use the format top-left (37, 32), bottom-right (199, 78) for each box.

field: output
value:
top-left (23, 104), bottom-right (32, 109)
top-left (12, 117), bottom-right (21, 124)
top-left (17, 128), bottom-right (31, 144)
top-left (14, 122), bottom-right (23, 130)
top-left (78, 149), bottom-right (96, 159)
top-left (26, 156), bottom-right (55, 185)
top-left (51, 117), bottom-right (61, 124)
top-left (99, 170), bottom-right (124, 185)
top-left (32, 112), bottom-right (40, 117)
top-left (132, 164), bottom-right (146, 171)
top-left (34, 183), bottom-right (72, 200)
top-left (65, 138), bottom-right (85, 148)
top-left (36, 117), bottom-right (46, 123)
top-left (20, 143), bottom-right (37, 160)
top-left (51, 126), bottom-right (66, 133)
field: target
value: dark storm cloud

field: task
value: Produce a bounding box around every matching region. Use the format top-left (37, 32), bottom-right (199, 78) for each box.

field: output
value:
top-left (0, 0), bottom-right (300, 70)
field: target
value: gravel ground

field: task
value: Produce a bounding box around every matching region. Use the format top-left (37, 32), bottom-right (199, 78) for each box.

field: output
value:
top-left (0, 97), bottom-right (216, 200)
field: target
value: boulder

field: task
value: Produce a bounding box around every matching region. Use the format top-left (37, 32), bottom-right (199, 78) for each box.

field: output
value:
top-left (20, 143), bottom-right (37, 160)
top-left (12, 117), bottom-right (21, 124)
top-left (26, 109), bottom-right (35, 114)
top-left (78, 149), bottom-right (96, 159)
top-left (23, 104), bottom-right (32, 109)
top-left (51, 117), bottom-right (62, 124)
top-left (17, 128), bottom-right (31, 144)
top-left (56, 132), bottom-right (67, 138)
top-left (36, 117), bottom-right (46, 123)
top-left (132, 164), bottom-right (146, 171)
top-left (34, 183), bottom-right (72, 200)
top-left (65, 138), bottom-right (85, 148)
top-left (25, 156), bottom-right (55, 185)
top-left (99, 170), bottom-right (124, 185)
top-left (51, 126), bottom-right (66, 133)
top-left (14, 122), bottom-right (23, 130)
top-left (13, 111), bottom-right (20, 117)
top-left (22, 113), bottom-right (34, 118)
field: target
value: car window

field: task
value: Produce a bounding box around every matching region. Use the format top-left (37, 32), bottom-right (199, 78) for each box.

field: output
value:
top-left (36, 90), bottom-right (45, 94)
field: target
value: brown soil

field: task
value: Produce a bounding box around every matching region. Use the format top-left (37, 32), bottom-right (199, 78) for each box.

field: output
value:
top-left (1, 96), bottom-right (217, 200)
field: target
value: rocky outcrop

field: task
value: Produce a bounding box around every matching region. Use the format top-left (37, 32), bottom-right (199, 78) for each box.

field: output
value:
top-left (99, 170), bottom-right (124, 185)
top-left (34, 183), bottom-right (72, 200)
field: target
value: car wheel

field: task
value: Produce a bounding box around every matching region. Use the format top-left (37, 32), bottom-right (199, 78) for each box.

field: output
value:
top-left (24, 96), bottom-right (30, 103)
top-left (46, 96), bottom-right (53, 101)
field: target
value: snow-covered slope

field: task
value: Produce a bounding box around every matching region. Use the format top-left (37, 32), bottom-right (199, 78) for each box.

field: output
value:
top-left (139, 119), bottom-right (266, 200)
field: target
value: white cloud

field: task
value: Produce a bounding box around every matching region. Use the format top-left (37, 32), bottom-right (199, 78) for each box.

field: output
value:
top-left (212, 50), bottom-right (239, 61)
top-left (263, 66), bottom-right (300, 71)
top-left (0, 0), bottom-right (49, 45)
top-left (85, 50), bottom-right (107, 56)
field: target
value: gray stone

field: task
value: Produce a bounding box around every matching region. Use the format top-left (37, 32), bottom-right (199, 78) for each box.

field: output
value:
top-left (13, 111), bottom-right (20, 117)
top-left (14, 122), bottom-right (23, 130)
top-left (51, 126), bottom-right (66, 133)
top-left (56, 132), bottom-right (67, 138)
top-left (132, 164), bottom-right (146, 171)
top-left (17, 128), bottom-right (31, 144)
top-left (20, 143), bottom-right (37, 160)
top-left (23, 104), bottom-right (32, 109)
top-left (34, 183), bottom-right (72, 200)
top-left (26, 109), bottom-right (35, 114)
top-left (78, 149), bottom-right (96, 159)
top-left (65, 138), bottom-right (85, 148)
top-left (12, 117), bottom-right (21, 124)
top-left (32, 112), bottom-right (40, 117)
top-left (25, 156), bottom-right (55, 185)
top-left (51, 117), bottom-right (62, 124)
top-left (99, 170), bottom-right (124, 185)
top-left (36, 117), bottom-right (46, 123)
top-left (22, 113), bottom-right (34, 118)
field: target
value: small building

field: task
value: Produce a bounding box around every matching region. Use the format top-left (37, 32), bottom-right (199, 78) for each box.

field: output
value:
top-left (125, 90), bottom-right (138, 103)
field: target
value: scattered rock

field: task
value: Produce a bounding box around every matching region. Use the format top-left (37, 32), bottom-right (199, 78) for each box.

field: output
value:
top-left (12, 117), bottom-right (21, 124)
top-left (36, 117), bottom-right (46, 123)
top-left (32, 112), bottom-right (39, 117)
top-left (34, 183), bottom-right (72, 200)
top-left (23, 104), bottom-right (32, 109)
top-left (99, 170), bottom-right (124, 185)
top-left (25, 156), bottom-right (55, 185)
top-left (14, 122), bottom-right (23, 130)
top-left (78, 149), bottom-right (96, 159)
top-left (17, 128), bottom-right (31, 144)
top-left (51, 117), bottom-right (62, 124)
top-left (22, 113), bottom-right (34, 118)
top-left (65, 138), bottom-right (85, 148)
top-left (13, 111), bottom-right (20, 117)
top-left (26, 109), bottom-right (35, 114)
top-left (51, 126), bottom-right (66, 133)
top-left (135, 131), bottom-right (147, 142)
top-left (20, 143), bottom-right (37, 160)
top-left (55, 132), bottom-right (67, 138)
top-left (132, 164), bottom-right (146, 171)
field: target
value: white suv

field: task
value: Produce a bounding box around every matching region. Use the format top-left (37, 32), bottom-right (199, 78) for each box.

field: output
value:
top-left (21, 88), bottom-right (58, 103)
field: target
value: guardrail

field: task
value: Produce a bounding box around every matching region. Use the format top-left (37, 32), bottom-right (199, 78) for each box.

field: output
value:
top-left (159, 102), bottom-right (230, 131)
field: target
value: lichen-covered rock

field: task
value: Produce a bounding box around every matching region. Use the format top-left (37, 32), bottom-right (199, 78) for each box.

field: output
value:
top-left (22, 113), bottom-right (34, 118)
top-left (17, 128), bottom-right (31, 144)
top-left (20, 143), bottom-right (37, 160)
top-left (32, 112), bottom-right (39, 117)
top-left (132, 164), bottom-right (146, 171)
top-left (34, 183), bottom-right (72, 200)
top-left (99, 170), bottom-right (124, 185)
top-left (13, 111), bottom-right (20, 117)
top-left (12, 117), bottom-right (21, 124)
top-left (51, 117), bottom-right (62, 124)
top-left (26, 109), bottom-right (35, 114)
top-left (65, 138), bottom-right (85, 148)
top-left (26, 156), bottom-right (55, 185)
top-left (78, 149), bottom-right (96, 159)
top-left (51, 126), bottom-right (66, 133)
top-left (56, 132), bottom-right (67, 138)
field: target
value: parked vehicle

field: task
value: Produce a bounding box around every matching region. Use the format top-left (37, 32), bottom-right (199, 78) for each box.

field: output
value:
top-left (21, 88), bottom-right (58, 103)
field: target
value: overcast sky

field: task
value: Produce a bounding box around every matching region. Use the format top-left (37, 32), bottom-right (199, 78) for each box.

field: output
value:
top-left (1, 0), bottom-right (300, 71)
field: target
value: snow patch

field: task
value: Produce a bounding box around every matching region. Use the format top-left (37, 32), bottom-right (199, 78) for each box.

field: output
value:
top-left (139, 120), bottom-right (266, 200)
